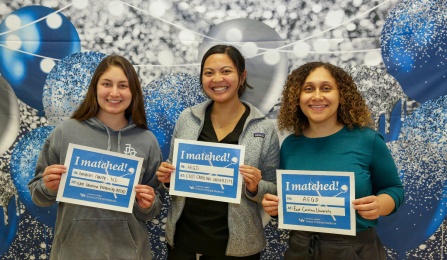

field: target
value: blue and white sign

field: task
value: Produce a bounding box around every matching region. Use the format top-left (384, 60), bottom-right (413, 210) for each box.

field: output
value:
top-left (277, 170), bottom-right (356, 236)
top-left (56, 143), bottom-right (143, 213)
top-left (170, 139), bottom-right (245, 204)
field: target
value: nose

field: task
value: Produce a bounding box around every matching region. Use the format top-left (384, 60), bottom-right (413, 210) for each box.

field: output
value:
top-left (110, 86), bottom-right (119, 96)
top-left (312, 89), bottom-right (323, 100)
top-left (212, 73), bottom-right (223, 82)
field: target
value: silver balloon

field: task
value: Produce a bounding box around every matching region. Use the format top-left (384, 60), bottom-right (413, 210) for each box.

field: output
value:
top-left (199, 18), bottom-right (288, 114)
top-left (0, 76), bottom-right (20, 156)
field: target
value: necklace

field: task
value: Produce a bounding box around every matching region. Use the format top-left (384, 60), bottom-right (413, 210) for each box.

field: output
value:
top-left (211, 105), bottom-right (242, 129)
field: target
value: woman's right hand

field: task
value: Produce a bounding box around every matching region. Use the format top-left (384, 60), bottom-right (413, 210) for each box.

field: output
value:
top-left (156, 161), bottom-right (175, 183)
top-left (43, 164), bottom-right (66, 191)
top-left (262, 193), bottom-right (279, 216)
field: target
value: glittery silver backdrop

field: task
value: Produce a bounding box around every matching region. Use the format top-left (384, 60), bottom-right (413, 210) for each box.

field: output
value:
top-left (1, 0), bottom-right (446, 259)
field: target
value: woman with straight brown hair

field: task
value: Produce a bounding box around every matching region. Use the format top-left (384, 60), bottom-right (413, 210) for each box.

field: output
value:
top-left (29, 54), bottom-right (162, 259)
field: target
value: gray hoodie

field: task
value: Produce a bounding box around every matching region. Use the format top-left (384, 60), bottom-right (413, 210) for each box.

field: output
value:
top-left (28, 117), bottom-right (162, 260)
top-left (165, 100), bottom-right (280, 256)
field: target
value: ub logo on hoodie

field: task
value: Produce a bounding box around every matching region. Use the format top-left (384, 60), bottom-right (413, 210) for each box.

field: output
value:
top-left (124, 144), bottom-right (137, 156)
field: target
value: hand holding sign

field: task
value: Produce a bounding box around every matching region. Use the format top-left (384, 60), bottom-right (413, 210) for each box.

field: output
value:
top-left (262, 193), bottom-right (279, 216)
top-left (353, 194), bottom-right (394, 220)
top-left (156, 161), bottom-right (175, 183)
top-left (43, 164), bottom-right (66, 190)
top-left (135, 184), bottom-right (156, 209)
top-left (240, 165), bottom-right (262, 193)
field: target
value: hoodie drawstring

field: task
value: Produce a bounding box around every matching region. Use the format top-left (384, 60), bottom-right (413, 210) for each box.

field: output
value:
top-left (104, 126), bottom-right (122, 153)
top-left (117, 131), bottom-right (122, 153)
top-left (105, 127), bottom-right (112, 151)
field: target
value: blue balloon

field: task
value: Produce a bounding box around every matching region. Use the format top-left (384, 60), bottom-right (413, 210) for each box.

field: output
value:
top-left (377, 139), bottom-right (447, 258)
top-left (399, 95), bottom-right (447, 157)
top-left (0, 194), bottom-right (20, 256)
top-left (377, 96), bottom-right (447, 257)
top-left (43, 51), bottom-right (107, 125)
top-left (146, 191), bottom-right (170, 259)
top-left (381, 1), bottom-right (447, 103)
top-left (0, 5), bottom-right (81, 114)
top-left (344, 66), bottom-right (406, 142)
top-left (263, 219), bottom-right (288, 258)
top-left (143, 73), bottom-right (208, 160)
top-left (378, 99), bottom-right (404, 143)
top-left (10, 126), bottom-right (57, 227)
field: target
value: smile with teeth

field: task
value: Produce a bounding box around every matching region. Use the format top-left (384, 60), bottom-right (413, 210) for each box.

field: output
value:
top-left (212, 86), bottom-right (228, 92)
top-left (310, 105), bottom-right (328, 111)
top-left (107, 99), bottom-right (122, 103)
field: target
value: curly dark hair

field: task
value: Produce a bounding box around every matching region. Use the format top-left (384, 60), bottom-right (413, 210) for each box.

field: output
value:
top-left (278, 62), bottom-right (373, 135)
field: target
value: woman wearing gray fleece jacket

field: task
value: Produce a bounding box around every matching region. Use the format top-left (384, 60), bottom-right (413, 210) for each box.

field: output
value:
top-left (28, 55), bottom-right (162, 260)
top-left (156, 45), bottom-right (280, 259)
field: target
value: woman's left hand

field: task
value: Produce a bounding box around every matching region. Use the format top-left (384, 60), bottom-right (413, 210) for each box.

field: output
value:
top-left (240, 165), bottom-right (262, 194)
top-left (135, 184), bottom-right (156, 209)
top-left (352, 195), bottom-right (380, 220)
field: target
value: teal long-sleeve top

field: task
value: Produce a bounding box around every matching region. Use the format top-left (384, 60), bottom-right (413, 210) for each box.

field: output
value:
top-left (280, 126), bottom-right (404, 233)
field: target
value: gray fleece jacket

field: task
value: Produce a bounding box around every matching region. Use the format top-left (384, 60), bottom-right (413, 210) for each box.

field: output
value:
top-left (165, 100), bottom-right (280, 256)
top-left (28, 117), bottom-right (162, 260)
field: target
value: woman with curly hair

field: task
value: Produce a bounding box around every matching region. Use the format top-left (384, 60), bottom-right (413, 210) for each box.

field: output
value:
top-left (262, 62), bottom-right (404, 259)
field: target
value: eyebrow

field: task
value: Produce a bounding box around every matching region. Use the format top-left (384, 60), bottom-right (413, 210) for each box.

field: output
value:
top-left (204, 66), bottom-right (234, 70)
top-left (100, 78), bottom-right (128, 83)
top-left (304, 80), bottom-right (334, 85)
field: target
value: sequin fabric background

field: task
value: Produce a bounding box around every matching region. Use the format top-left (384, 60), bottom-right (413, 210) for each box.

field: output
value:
top-left (1, 0), bottom-right (447, 259)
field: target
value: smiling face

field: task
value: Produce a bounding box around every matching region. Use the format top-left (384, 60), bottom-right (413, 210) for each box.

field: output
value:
top-left (201, 53), bottom-right (245, 105)
top-left (96, 65), bottom-right (132, 122)
top-left (299, 66), bottom-right (340, 129)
